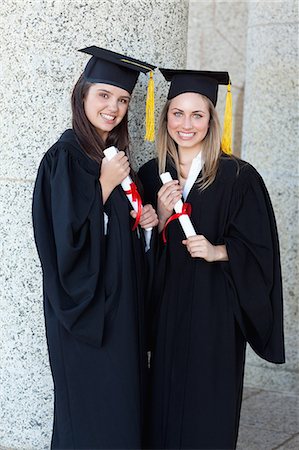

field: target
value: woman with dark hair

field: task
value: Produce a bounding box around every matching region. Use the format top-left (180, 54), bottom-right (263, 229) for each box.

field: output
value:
top-left (32, 46), bottom-right (158, 449)
top-left (139, 69), bottom-right (285, 449)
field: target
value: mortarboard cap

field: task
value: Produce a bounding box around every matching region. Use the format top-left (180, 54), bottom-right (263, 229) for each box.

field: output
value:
top-left (159, 69), bottom-right (230, 106)
top-left (159, 68), bottom-right (232, 154)
top-left (79, 46), bottom-right (156, 141)
top-left (79, 46), bottom-right (155, 94)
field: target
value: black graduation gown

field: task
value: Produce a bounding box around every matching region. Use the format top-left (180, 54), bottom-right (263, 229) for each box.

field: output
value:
top-left (138, 156), bottom-right (285, 450)
top-left (32, 129), bottom-right (149, 449)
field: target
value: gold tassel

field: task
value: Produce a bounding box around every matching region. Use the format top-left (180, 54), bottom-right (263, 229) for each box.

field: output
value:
top-left (221, 82), bottom-right (233, 154)
top-left (144, 71), bottom-right (155, 142)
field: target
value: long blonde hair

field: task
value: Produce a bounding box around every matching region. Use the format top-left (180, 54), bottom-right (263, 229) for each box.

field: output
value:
top-left (157, 94), bottom-right (222, 190)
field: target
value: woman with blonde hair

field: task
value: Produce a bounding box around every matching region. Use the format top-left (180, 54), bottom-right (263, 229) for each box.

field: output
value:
top-left (139, 69), bottom-right (284, 449)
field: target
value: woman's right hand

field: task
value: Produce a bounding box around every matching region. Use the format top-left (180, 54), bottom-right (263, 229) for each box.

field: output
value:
top-left (157, 180), bottom-right (182, 232)
top-left (99, 151), bottom-right (130, 204)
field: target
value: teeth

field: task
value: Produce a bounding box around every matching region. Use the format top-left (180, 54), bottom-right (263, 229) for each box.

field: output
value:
top-left (178, 132), bottom-right (194, 137)
top-left (101, 113), bottom-right (115, 120)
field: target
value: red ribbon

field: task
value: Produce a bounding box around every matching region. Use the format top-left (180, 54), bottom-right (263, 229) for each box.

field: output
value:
top-left (124, 182), bottom-right (142, 231)
top-left (162, 203), bottom-right (192, 244)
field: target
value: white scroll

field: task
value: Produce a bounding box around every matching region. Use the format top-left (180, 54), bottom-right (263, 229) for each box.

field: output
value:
top-left (104, 147), bottom-right (152, 246)
top-left (160, 172), bottom-right (196, 238)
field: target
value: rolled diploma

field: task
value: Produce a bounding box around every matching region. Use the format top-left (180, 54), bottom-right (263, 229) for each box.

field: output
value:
top-left (103, 147), bottom-right (152, 239)
top-left (160, 172), bottom-right (196, 238)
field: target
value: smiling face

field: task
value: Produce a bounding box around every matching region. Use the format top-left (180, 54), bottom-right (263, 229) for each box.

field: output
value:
top-left (83, 83), bottom-right (131, 141)
top-left (167, 92), bottom-right (210, 156)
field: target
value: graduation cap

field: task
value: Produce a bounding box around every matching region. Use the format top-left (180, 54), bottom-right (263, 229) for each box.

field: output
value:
top-left (159, 69), bottom-right (232, 154)
top-left (79, 46), bottom-right (156, 141)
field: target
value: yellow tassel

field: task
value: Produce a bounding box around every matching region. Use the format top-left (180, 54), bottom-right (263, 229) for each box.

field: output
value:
top-left (144, 71), bottom-right (155, 142)
top-left (221, 82), bottom-right (233, 154)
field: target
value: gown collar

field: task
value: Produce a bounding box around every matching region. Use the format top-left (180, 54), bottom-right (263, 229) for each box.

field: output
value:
top-left (58, 129), bottom-right (100, 177)
top-left (166, 152), bottom-right (203, 200)
top-left (182, 152), bottom-right (202, 200)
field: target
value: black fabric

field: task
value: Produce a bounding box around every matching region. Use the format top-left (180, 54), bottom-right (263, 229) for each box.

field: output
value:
top-left (138, 156), bottom-right (285, 450)
top-left (32, 129), bottom-right (149, 449)
top-left (159, 69), bottom-right (229, 104)
top-left (80, 46), bottom-right (156, 93)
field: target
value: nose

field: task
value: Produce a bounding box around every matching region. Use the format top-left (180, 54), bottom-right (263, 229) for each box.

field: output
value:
top-left (182, 116), bottom-right (192, 130)
top-left (107, 97), bottom-right (119, 113)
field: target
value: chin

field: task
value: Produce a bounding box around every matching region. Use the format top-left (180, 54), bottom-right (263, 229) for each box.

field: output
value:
top-left (178, 140), bottom-right (197, 147)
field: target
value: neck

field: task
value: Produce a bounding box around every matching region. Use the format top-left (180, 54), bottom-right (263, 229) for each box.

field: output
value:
top-left (178, 145), bottom-right (202, 165)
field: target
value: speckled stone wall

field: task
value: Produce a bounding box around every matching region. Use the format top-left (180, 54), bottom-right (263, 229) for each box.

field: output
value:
top-left (188, 0), bottom-right (298, 394)
top-left (242, 0), bottom-right (299, 394)
top-left (0, 0), bottom-right (188, 448)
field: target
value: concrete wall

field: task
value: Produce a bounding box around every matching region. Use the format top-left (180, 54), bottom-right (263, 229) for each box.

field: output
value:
top-left (0, 1), bottom-right (189, 448)
top-left (241, 0), bottom-right (298, 393)
top-left (187, 0), bottom-right (298, 393)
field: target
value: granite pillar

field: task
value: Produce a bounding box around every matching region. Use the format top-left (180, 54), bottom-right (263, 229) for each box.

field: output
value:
top-left (242, 0), bottom-right (298, 393)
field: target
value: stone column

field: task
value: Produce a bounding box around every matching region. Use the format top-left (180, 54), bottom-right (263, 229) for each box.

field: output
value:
top-left (0, 1), bottom-right (189, 448)
top-left (242, 0), bottom-right (298, 393)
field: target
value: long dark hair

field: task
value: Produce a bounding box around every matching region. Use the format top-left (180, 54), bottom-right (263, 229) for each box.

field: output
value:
top-left (71, 74), bottom-right (130, 164)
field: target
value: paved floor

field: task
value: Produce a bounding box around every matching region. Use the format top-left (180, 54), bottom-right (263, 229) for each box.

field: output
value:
top-left (0, 387), bottom-right (298, 449)
top-left (237, 387), bottom-right (298, 449)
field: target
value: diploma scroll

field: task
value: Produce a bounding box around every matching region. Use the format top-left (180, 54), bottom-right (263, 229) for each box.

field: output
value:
top-left (104, 147), bottom-right (152, 234)
top-left (160, 172), bottom-right (196, 238)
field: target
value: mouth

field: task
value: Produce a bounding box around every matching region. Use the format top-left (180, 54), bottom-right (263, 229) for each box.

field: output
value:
top-left (178, 131), bottom-right (195, 139)
top-left (100, 113), bottom-right (116, 122)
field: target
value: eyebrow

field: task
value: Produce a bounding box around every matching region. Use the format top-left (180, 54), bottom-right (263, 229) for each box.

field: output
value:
top-left (170, 107), bottom-right (206, 114)
top-left (96, 88), bottom-right (131, 100)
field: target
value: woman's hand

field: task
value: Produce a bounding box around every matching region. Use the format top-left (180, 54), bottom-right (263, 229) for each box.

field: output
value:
top-left (157, 180), bottom-right (182, 232)
top-left (182, 235), bottom-right (228, 262)
top-left (130, 204), bottom-right (159, 229)
top-left (99, 152), bottom-right (130, 204)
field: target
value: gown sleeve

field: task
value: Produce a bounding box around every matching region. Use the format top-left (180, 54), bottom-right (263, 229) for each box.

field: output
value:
top-left (222, 164), bottom-right (285, 363)
top-left (32, 145), bottom-right (106, 348)
top-left (138, 159), bottom-right (167, 350)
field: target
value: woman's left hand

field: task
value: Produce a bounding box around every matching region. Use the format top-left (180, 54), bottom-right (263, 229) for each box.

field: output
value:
top-left (130, 204), bottom-right (159, 229)
top-left (182, 235), bottom-right (228, 262)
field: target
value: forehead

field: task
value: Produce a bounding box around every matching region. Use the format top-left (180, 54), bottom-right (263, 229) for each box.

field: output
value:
top-left (88, 83), bottom-right (131, 97)
top-left (169, 92), bottom-right (209, 111)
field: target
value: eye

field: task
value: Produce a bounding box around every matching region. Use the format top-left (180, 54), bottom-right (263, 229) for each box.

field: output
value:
top-left (174, 111), bottom-right (183, 117)
top-left (193, 113), bottom-right (203, 119)
top-left (119, 98), bottom-right (129, 104)
top-left (99, 92), bottom-right (109, 99)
